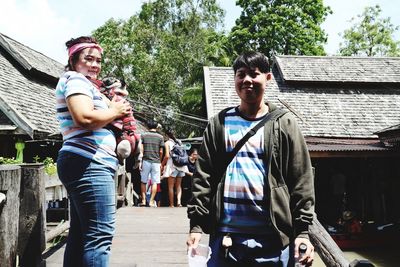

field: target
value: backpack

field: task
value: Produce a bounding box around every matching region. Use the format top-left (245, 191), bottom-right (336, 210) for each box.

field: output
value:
top-left (170, 140), bottom-right (188, 167)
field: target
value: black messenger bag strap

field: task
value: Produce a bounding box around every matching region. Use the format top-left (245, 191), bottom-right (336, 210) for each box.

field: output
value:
top-left (223, 108), bottom-right (287, 170)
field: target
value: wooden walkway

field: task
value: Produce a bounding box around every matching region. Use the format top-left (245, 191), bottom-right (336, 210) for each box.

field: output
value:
top-left (43, 206), bottom-right (397, 267)
top-left (44, 207), bottom-right (208, 267)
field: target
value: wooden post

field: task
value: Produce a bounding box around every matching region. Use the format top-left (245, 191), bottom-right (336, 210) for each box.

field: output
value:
top-left (309, 216), bottom-right (350, 267)
top-left (18, 163), bottom-right (46, 267)
top-left (0, 164), bottom-right (21, 267)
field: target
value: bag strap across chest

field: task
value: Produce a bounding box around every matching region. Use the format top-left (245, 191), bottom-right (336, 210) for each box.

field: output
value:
top-left (220, 108), bottom-right (288, 172)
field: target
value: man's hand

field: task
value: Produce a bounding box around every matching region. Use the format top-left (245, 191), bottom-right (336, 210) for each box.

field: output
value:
top-left (186, 232), bottom-right (202, 250)
top-left (294, 237), bottom-right (314, 266)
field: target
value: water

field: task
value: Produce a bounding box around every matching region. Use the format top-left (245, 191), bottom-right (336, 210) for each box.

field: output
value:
top-left (313, 245), bottom-right (398, 267)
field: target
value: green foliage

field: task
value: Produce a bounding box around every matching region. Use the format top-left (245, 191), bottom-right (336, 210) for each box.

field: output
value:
top-left (229, 0), bottom-right (331, 59)
top-left (34, 156), bottom-right (57, 176)
top-left (339, 5), bottom-right (400, 57)
top-left (0, 157), bottom-right (20, 164)
top-left (0, 156), bottom-right (57, 175)
top-left (43, 157), bottom-right (57, 176)
top-left (92, 0), bottom-right (226, 137)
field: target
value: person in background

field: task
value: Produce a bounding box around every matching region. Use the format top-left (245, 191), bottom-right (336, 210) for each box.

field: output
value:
top-left (186, 148), bottom-right (198, 177)
top-left (162, 129), bottom-right (188, 207)
top-left (139, 120), bottom-right (164, 207)
top-left (186, 51), bottom-right (315, 266)
top-left (182, 148), bottom-right (198, 206)
top-left (56, 36), bottom-right (131, 267)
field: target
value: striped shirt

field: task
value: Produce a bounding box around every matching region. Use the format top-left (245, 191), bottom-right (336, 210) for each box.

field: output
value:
top-left (141, 131), bottom-right (165, 163)
top-left (55, 71), bottom-right (118, 170)
top-left (219, 107), bottom-right (273, 234)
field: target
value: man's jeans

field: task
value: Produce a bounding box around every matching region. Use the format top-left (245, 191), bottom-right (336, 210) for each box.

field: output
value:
top-left (208, 232), bottom-right (289, 267)
top-left (57, 151), bottom-right (116, 267)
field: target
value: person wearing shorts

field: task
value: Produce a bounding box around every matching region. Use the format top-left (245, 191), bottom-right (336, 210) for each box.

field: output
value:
top-left (139, 120), bottom-right (164, 207)
top-left (162, 129), bottom-right (188, 207)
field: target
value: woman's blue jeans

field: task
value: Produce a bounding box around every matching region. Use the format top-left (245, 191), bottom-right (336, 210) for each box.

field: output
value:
top-left (57, 151), bottom-right (116, 267)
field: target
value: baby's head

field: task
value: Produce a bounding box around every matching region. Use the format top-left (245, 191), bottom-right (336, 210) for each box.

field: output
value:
top-left (101, 77), bottom-right (128, 99)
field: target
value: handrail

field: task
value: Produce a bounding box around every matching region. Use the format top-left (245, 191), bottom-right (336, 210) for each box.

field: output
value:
top-left (309, 216), bottom-right (350, 267)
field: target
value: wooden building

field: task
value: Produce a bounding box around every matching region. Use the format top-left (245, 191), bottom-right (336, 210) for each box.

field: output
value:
top-left (0, 33), bottom-right (64, 162)
top-left (203, 55), bottom-right (400, 226)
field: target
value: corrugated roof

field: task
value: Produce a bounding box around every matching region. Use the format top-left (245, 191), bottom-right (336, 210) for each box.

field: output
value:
top-left (308, 143), bottom-right (390, 152)
top-left (306, 137), bottom-right (389, 152)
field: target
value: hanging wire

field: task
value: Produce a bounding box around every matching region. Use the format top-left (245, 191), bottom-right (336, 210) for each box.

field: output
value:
top-left (130, 101), bottom-right (208, 129)
top-left (128, 98), bottom-right (209, 123)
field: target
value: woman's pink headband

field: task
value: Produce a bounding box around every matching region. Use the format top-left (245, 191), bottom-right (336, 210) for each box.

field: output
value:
top-left (68, 43), bottom-right (103, 58)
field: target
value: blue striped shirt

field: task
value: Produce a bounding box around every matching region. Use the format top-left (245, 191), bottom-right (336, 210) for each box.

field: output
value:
top-left (219, 107), bottom-right (273, 234)
top-left (55, 71), bottom-right (118, 170)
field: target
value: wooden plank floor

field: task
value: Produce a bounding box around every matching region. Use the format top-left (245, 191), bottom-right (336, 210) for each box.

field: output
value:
top-left (43, 207), bottom-right (209, 267)
top-left (43, 206), bottom-right (397, 267)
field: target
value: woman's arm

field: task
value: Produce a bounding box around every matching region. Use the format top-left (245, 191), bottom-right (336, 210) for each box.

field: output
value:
top-left (161, 141), bottom-right (170, 167)
top-left (67, 94), bottom-right (130, 130)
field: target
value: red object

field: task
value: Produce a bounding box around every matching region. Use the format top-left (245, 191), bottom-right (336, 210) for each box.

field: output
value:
top-left (331, 229), bottom-right (399, 249)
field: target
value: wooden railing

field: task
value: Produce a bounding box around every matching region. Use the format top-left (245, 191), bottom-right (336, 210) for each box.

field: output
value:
top-left (310, 216), bottom-right (350, 267)
top-left (0, 164), bottom-right (375, 267)
top-left (0, 164), bottom-right (69, 267)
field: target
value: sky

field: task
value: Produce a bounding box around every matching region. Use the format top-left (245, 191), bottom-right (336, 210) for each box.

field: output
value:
top-left (0, 0), bottom-right (399, 64)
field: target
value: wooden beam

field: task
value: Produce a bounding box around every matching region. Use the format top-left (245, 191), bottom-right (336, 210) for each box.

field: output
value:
top-left (310, 150), bottom-right (399, 158)
top-left (0, 95), bottom-right (36, 138)
top-left (309, 217), bottom-right (350, 267)
top-left (46, 221), bottom-right (70, 242)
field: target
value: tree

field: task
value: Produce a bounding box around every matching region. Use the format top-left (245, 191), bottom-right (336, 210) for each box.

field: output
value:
top-left (339, 5), bottom-right (400, 57)
top-left (229, 0), bottom-right (331, 60)
top-left (93, 0), bottom-right (225, 137)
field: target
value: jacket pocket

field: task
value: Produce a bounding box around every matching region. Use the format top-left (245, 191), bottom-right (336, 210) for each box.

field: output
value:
top-left (270, 185), bottom-right (292, 238)
top-left (211, 171), bottom-right (226, 232)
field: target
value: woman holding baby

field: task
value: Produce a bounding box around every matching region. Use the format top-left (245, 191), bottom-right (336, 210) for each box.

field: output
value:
top-left (55, 36), bottom-right (131, 267)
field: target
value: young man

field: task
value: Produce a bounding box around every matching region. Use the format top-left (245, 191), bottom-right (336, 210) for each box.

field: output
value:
top-left (186, 51), bottom-right (315, 266)
top-left (139, 120), bottom-right (164, 207)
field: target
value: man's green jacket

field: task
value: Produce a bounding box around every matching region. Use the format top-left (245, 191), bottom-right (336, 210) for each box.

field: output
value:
top-left (187, 102), bottom-right (315, 247)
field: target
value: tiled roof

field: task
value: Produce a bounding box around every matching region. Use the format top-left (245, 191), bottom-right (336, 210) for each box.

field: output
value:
top-left (0, 33), bottom-right (64, 79)
top-left (275, 55), bottom-right (400, 83)
top-left (0, 32), bottom-right (146, 139)
top-left (203, 55), bottom-right (400, 139)
top-left (0, 52), bottom-right (60, 138)
top-left (0, 32), bottom-right (64, 138)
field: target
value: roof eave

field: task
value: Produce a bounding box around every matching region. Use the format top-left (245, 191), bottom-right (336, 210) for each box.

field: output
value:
top-left (0, 95), bottom-right (36, 139)
top-left (0, 34), bottom-right (32, 71)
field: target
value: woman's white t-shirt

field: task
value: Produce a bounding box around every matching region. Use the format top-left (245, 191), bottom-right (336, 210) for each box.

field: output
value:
top-left (162, 139), bottom-right (188, 177)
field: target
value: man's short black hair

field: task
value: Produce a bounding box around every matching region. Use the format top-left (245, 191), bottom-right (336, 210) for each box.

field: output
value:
top-left (233, 51), bottom-right (270, 73)
top-left (146, 119), bottom-right (158, 130)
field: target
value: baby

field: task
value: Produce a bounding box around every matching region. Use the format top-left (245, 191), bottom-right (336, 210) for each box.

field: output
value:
top-left (100, 77), bottom-right (140, 162)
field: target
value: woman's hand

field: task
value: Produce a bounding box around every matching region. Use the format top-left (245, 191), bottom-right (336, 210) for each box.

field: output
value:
top-left (109, 95), bottom-right (131, 118)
